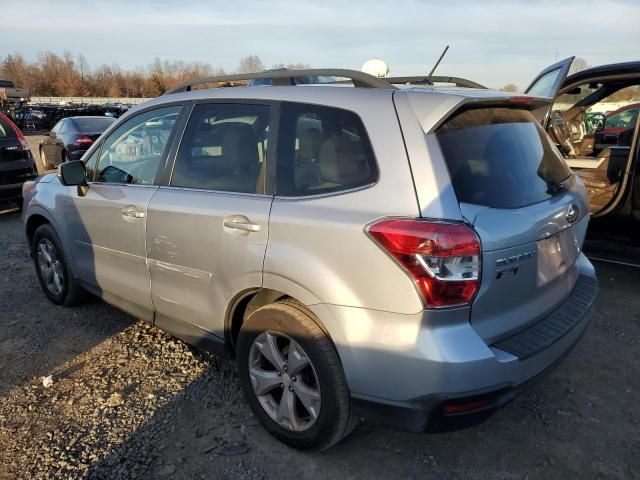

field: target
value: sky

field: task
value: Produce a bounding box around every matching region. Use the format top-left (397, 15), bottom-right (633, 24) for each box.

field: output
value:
top-left (1, 0), bottom-right (639, 89)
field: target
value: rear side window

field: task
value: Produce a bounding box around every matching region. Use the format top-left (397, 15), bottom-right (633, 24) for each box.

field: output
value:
top-left (0, 116), bottom-right (17, 139)
top-left (436, 107), bottom-right (571, 209)
top-left (171, 103), bottom-right (271, 194)
top-left (276, 103), bottom-right (377, 196)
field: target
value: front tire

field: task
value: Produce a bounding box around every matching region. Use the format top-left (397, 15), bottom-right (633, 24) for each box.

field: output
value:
top-left (32, 224), bottom-right (84, 306)
top-left (237, 300), bottom-right (356, 450)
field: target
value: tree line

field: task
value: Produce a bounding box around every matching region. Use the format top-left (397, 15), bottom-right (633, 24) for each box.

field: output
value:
top-left (0, 52), bottom-right (308, 98)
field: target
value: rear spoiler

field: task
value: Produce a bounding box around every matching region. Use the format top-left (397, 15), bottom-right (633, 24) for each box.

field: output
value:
top-left (423, 95), bottom-right (552, 133)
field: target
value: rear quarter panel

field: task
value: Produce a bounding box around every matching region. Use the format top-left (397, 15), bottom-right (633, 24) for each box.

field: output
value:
top-left (263, 90), bottom-right (425, 314)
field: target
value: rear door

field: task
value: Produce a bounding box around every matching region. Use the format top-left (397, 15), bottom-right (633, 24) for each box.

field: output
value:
top-left (146, 101), bottom-right (274, 340)
top-left (525, 57), bottom-right (574, 123)
top-left (435, 105), bottom-right (590, 343)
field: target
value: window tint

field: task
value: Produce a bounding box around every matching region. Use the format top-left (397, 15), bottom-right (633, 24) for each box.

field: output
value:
top-left (527, 68), bottom-right (562, 98)
top-left (172, 103), bottom-right (270, 194)
top-left (74, 117), bottom-right (115, 133)
top-left (436, 107), bottom-right (571, 209)
top-left (276, 103), bottom-right (377, 196)
top-left (96, 105), bottom-right (180, 185)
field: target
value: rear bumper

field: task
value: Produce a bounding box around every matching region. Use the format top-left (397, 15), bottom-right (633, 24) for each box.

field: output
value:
top-left (310, 253), bottom-right (597, 432)
top-left (351, 314), bottom-right (589, 432)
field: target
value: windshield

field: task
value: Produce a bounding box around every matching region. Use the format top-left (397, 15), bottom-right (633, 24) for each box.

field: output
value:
top-left (436, 107), bottom-right (571, 209)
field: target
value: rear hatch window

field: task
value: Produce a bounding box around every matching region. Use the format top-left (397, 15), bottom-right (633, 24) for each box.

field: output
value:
top-left (436, 107), bottom-right (571, 209)
top-left (0, 116), bottom-right (18, 139)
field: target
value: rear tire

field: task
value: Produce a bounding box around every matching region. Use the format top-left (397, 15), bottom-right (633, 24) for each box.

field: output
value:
top-left (237, 299), bottom-right (356, 450)
top-left (32, 224), bottom-right (85, 306)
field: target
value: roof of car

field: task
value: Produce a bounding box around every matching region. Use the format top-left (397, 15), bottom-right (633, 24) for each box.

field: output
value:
top-left (67, 116), bottom-right (116, 120)
top-left (564, 61), bottom-right (640, 86)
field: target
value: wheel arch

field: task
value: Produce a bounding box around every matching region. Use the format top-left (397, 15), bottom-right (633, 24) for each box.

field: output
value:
top-left (25, 213), bottom-right (51, 250)
top-left (225, 287), bottom-right (333, 358)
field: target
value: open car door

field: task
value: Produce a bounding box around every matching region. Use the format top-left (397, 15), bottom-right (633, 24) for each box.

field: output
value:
top-left (525, 57), bottom-right (575, 123)
top-left (528, 60), bottom-right (640, 219)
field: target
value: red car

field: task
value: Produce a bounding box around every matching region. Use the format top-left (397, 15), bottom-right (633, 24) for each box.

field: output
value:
top-left (0, 113), bottom-right (37, 208)
top-left (595, 103), bottom-right (640, 150)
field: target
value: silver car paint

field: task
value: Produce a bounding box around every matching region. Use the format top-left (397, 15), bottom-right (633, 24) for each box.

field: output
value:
top-left (23, 84), bottom-right (598, 407)
top-left (146, 187), bottom-right (272, 336)
top-left (66, 183), bottom-right (158, 322)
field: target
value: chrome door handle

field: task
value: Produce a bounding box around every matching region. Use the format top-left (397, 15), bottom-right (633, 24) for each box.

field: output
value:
top-left (223, 216), bottom-right (260, 232)
top-left (122, 206), bottom-right (145, 219)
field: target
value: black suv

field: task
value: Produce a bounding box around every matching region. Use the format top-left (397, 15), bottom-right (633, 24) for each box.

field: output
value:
top-left (0, 113), bottom-right (37, 208)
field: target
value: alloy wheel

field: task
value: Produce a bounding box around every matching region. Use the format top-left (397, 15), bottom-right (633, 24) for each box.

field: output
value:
top-left (248, 331), bottom-right (321, 432)
top-left (37, 238), bottom-right (64, 296)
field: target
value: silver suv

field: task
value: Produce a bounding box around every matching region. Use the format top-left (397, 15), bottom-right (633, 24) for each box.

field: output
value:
top-left (22, 69), bottom-right (598, 450)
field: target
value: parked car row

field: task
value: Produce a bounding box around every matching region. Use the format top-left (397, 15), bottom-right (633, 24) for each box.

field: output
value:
top-left (38, 116), bottom-right (116, 169)
top-left (3, 103), bottom-right (130, 131)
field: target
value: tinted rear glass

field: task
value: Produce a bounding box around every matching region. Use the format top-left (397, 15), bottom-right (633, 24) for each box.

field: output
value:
top-left (73, 117), bottom-right (115, 133)
top-left (0, 117), bottom-right (17, 139)
top-left (436, 107), bottom-right (571, 209)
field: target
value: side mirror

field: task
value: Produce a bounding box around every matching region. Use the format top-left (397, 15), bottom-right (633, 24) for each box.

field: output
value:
top-left (49, 130), bottom-right (56, 137)
top-left (58, 160), bottom-right (87, 186)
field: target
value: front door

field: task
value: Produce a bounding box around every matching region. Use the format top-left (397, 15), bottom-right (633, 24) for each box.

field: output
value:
top-left (146, 102), bottom-right (274, 339)
top-left (65, 105), bottom-right (183, 321)
top-left (525, 57), bottom-right (575, 123)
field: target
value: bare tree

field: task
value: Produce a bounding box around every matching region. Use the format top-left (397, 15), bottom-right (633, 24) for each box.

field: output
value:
top-left (237, 55), bottom-right (264, 74)
top-left (500, 83), bottom-right (519, 92)
top-left (0, 51), bottom-right (308, 97)
top-left (569, 57), bottom-right (590, 75)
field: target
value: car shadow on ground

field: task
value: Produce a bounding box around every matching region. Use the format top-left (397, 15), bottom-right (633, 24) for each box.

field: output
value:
top-left (0, 208), bottom-right (134, 396)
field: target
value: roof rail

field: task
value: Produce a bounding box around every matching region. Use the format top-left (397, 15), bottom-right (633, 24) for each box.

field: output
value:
top-left (386, 76), bottom-right (487, 89)
top-left (164, 69), bottom-right (396, 95)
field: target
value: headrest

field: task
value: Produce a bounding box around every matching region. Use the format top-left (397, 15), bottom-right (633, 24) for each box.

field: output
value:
top-left (318, 135), bottom-right (366, 184)
top-left (298, 128), bottom-right (323, 161)
top-left (221, 125), bottom-right (259, 169)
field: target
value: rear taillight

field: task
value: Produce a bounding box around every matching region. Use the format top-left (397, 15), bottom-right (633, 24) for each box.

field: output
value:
top-left (367, 219), bottom-right (481, 308)
top-left (73, 135), bottom-right (94, 147)
top-left (0, 113), bottom-right (29, 151)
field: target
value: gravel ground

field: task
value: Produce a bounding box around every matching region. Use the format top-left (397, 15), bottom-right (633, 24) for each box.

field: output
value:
top-left (0, 136), bottom-right (639, 479)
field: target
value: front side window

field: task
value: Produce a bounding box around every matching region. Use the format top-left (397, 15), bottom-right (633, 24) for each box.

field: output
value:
top-left (83, 146), bottom-right (101, 181)
top-left (276, 102), bottom-right (377, 196)
top-left (171, 103), bottom-right (270, 194)
top-left (527, 68), bottom-right (562, 98)
top-left (95, 105), bottom-right (181, 185)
